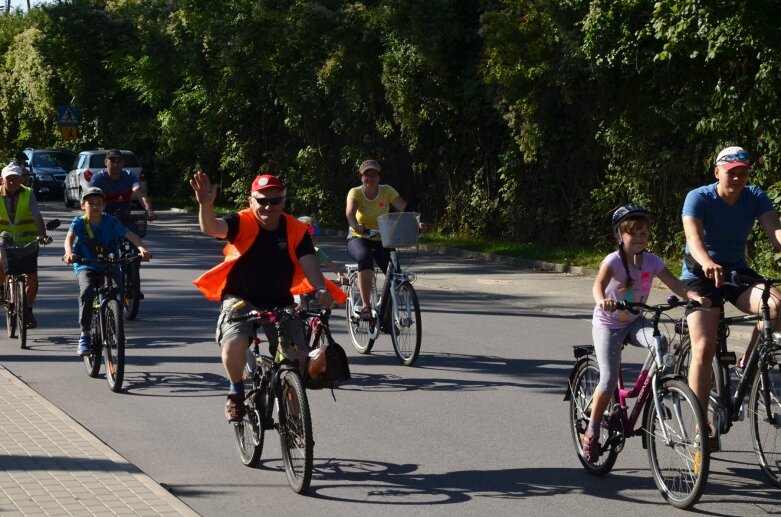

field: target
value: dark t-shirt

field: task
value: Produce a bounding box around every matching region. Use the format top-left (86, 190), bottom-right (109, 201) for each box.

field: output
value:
top-left (222, 215), bottom-right (315, 308)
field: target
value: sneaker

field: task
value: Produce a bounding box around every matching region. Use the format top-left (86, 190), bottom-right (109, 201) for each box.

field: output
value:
top-left (225, 392), bottom-right (246, 422)
top-left (582, 432), bottom-right (601, 462)
top-left (77, 335), bottom-right (91, 356)
top-left (25, 310), bottom-right (37, 329)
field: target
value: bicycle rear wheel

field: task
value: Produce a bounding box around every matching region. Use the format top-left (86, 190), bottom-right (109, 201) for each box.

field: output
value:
top-left (278, 371), bottom-right (313, 494)
top-left (16, 278), bottom-right (26, 349)
top-left (103, 299), bottom-right (125, 392)
top-left (749, 351), bottom-right (781, 487)
top-left (5, 279), bottom-right (16, 338)
top-left (345, 273), bottom-right (374, 354)
top-left (646, 378), bottom-right (709, 509)
top-left (389, 281), bottom-right (421, 366)
top-left (122, 260), bottom-right (141, 320)
top-left (569, 359), bottom-right (619, 476)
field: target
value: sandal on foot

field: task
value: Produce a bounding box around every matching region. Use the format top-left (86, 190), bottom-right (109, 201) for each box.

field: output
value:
top-left (582, 432), bottom-right (601, 462)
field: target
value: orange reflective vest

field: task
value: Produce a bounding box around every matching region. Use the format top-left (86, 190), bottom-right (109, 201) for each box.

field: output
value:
top-left (193, 210), bottom-right (346, 304)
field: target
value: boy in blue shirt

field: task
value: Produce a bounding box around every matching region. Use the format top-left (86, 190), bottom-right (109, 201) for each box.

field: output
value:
top-left (62, 187), bottom-right (151, 356)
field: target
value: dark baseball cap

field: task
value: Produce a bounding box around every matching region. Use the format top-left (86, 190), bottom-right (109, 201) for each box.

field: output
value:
top-left (105, 149), bottom-right (123, 159)
top-left (81, 186), bottom-right (106, 201)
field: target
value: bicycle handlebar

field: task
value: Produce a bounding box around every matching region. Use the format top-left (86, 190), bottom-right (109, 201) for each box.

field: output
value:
top-left (615, 296), bottom-right (700, 315)
top-left (72, 254), bottom-right (142, 267)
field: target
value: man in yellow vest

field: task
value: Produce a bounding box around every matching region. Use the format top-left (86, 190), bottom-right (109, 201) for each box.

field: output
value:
top-left (0, 164), bottom-right (49, 328)
top-left (191, 171), bottom-right (346, 421)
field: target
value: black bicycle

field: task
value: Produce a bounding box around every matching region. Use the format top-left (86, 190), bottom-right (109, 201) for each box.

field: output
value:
top-left (1, 219), bottom-right (59, 349)
top-left (674, 272), bottom-right (781, 486)
top-left (120, 213), bottom-right (147, 320)
top-left (76, 253), bottom-right (141, 393)
top-left (230, 304), bottom-right (314, 494)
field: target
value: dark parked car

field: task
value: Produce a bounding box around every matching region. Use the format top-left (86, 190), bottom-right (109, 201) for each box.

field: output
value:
top-left (23, 148), bottom-right (76, 201)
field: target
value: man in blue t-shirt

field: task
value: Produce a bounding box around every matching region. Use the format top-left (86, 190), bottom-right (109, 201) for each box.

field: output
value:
top-left (681, 145), bottom-right (781, 424)
top-left (88, 149), bottom-right (155, 223)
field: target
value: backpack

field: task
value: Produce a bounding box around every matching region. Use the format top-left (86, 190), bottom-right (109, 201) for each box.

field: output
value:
top-left (306, 334), bottom-right (350, 391)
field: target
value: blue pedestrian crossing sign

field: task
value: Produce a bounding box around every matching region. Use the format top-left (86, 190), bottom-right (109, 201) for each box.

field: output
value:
top-left (57, 106), bottom-right (80, 126)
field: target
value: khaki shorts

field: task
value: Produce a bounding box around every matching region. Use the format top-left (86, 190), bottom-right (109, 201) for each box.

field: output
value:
top-left (215, 297), bottom-right (309, 368)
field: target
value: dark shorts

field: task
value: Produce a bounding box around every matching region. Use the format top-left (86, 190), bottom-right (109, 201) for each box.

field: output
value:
top-left (347, 237), bottom-right (389, 273)
top-left (684, 267), bottom-right (762, 308)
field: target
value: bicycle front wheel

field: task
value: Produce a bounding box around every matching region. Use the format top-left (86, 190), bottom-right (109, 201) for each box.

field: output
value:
top-left (749, 352), bottom-right (781, 487)
top-left (569, 359), bottom-right (618, 476)
top-left (646, 378), bottom-right (709, 509)
top-left (5, 279), bottom-right (16, 338)
top-left (278, 371), bottom-right (313, 494)
top-left (389, 281), bottom-right (421, 366)
top-left (345, 273), bottom-right (374, 354)
top-left (103, 299), bottom-right (125, 392)
top-left (234, 394), bottom-right (264, 467)
top-left (122, 260), bottom-right (141, 320)
top-left (16, 278), bottom-right (26, 349)
top-left (83, 306), bottom-right (102, 377)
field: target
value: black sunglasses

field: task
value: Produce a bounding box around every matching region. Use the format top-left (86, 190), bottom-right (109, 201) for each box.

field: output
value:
top-left (251, 196), bottom-right (285, 206)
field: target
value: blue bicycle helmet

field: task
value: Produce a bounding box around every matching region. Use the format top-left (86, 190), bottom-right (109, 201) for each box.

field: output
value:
top-left (611, 203), bottom-right (651, 235)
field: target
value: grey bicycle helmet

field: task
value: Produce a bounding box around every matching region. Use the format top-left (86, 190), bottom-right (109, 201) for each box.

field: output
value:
top-left (611, 203), bottom-right (651, 235)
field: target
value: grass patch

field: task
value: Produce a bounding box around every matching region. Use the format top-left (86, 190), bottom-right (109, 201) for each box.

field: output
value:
top-left (420, 234), bottom-right (607, 269)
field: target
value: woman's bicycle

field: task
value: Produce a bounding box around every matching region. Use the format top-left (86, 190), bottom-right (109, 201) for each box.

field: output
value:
top-left (1, 219), bottom-right (60, 349)
top-left (344, 213), bottom-right (422, 366)
top-left (673, 272), bottom-right (781, 486)
top-left (76, 253), bottom-right (142, 393)
top-left (230, 304), bottom-right (314, 494)
top-left (565, 297), bottom-right (710, 509)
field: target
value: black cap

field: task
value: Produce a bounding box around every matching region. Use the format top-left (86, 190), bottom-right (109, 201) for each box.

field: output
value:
top-left (106, 149), bottom-right (123, 159)
top-left (81, 187), bottom-right (106, 202)
top-left (15, 151), bottom-right (26, 160)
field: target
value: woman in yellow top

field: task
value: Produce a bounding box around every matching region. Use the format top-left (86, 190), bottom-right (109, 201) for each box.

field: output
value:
top-left (345, 158), bottom-right (413, 320)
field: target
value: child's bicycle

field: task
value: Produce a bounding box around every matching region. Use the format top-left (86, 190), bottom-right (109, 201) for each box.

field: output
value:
top-left (230, 304), bottom-right (314, 494)
top-left (564, 296), bottom-right (710, 509)
top-left (75, 253), bottom-right (142, 393)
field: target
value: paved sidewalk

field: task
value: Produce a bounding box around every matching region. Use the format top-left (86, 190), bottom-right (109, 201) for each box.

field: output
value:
top-left (0, 366), bottom-right (199, 516)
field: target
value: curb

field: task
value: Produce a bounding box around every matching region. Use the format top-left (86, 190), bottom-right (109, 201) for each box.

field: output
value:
top-left (319, 228), bottom-right (599, 277)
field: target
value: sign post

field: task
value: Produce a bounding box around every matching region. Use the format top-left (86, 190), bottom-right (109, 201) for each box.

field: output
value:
top-left (57, 105), bottom-right (80, 141)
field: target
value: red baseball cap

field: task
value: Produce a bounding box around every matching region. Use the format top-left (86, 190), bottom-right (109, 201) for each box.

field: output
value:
top-left (250, 174), bottom-right (285, 193)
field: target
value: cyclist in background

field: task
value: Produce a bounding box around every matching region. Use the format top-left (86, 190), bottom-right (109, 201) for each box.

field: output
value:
top-left (88, 149), bottom-right (156, 224)
top-left (12, 151), bottom-right (33, 187)
top-left (345, 158), bottom-right (418, 320)
top-left (62, 187), bottom-right (151, 356)
top-left (681, 145), bottom-right (781, 419)
top-left (297, 216), bottom-right (346, 284)
top-left (583, 204), bottom-right (709, 462)
top-left (191, 172), bottom-right (346, 422)
top-left (0, 164), bottom-right (50, 328)
top-left (89, 149), bottom-right (155, 298)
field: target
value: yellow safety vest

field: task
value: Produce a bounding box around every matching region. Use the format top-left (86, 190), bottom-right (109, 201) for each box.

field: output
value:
top-left (0, 186), bottom-right (38, 244)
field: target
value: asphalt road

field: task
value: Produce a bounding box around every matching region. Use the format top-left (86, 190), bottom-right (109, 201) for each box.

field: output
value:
top-left (0, 202), bottom-right (777, 516)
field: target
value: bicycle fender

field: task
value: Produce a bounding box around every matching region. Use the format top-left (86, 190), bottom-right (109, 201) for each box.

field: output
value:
top-left (563, 354), bottom-right (593, 402)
